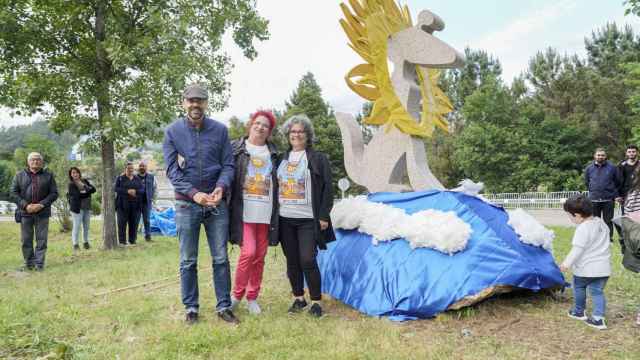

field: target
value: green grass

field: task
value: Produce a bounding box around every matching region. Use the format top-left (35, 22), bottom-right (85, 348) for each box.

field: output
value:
top-left (1, 221), bottom-right (639, 359)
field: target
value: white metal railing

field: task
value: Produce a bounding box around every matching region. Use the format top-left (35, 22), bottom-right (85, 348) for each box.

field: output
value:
top-left (484, 191), bottom-right (588, 210)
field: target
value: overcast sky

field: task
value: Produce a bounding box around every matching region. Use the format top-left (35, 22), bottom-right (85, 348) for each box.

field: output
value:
top-left (1, 0), bottom-right (638, 128)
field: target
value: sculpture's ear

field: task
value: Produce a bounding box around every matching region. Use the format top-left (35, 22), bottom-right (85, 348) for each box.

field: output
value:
top-left (417, 10), bottom-right (444, 33)
top-left (389, 28), bottom-right (464, 68)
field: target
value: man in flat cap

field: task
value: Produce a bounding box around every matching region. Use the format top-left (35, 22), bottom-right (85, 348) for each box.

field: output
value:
top-left (163, 83), bottom-right (237, 324)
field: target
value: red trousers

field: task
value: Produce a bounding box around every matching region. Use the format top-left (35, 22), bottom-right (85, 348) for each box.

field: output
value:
top-left (233, 223), bottom-right (269, 301)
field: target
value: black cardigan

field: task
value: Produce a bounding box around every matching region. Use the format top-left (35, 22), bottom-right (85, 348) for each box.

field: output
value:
top-left (67, 179), bottom-right (96, 213)
top-left (278, 147), bottom-right (336, 250)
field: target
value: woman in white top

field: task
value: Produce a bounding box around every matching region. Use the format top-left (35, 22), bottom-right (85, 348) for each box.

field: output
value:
top-left (560, 194), bottom-right (611, 330)
top-left (229, 111), bottom-right (279, 315)
top-left (277, 114), bottom-right (335, 318)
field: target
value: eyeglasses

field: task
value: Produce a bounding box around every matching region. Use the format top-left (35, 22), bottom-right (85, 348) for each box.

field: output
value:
top-left (289, 130), bottom-right (305, 135)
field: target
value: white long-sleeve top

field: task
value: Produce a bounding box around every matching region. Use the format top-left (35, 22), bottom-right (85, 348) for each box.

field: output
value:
top-left (561, 217), bottom-right (611, 277)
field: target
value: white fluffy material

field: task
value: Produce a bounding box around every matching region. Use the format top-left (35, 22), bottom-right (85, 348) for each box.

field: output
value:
top-left (331, 196), bottom-right (472, 254)
top-left (451, 179), bottom-right (485, 196)
top-left (507, 208), bottom-right (555, 251)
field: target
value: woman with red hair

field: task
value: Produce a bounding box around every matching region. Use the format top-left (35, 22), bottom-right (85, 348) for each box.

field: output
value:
top-left (228, 110), bottom-right (279, 315)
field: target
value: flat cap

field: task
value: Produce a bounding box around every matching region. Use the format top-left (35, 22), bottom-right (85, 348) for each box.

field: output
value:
top-left (183, 83), bottom-right (209, 100)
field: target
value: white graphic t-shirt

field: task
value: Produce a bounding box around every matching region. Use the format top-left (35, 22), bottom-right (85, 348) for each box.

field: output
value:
top-left (242, 142), bottom-right (273, 224)
top-left (278, 150), bottom-right (313, 218)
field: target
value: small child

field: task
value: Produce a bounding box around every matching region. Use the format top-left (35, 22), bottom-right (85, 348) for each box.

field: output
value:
top-left (560, 195), bottom-right (611, 330)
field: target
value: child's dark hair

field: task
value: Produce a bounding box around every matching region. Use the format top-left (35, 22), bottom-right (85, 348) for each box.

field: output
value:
top-left (563, 195), bottom-right (593, 217)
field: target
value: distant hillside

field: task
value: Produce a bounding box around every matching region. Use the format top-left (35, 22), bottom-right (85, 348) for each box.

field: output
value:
top-left (0, 120), bottom-right (77, 160)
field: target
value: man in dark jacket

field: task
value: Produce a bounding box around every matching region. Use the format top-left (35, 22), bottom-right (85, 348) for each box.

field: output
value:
top-left (136, 161), bottom-right (157, 242)
top-left (9, 152), bottom-right (59, 271)
top-left (163, 83), bottom-right (237, 325)
top-left (585, 148), bottom-right (620, 241)
top-left (616, 145), bottom-right (639, 250)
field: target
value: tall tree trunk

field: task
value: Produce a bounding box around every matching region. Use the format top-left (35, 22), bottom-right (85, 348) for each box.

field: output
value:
top-left (101, 140), bottom-right (118, 249)
top-left (95, 0), bottom-right (117, 249)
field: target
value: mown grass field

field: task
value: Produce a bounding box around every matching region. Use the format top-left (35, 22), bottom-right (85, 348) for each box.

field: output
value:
top-left (0, 221), bottom-right (639, 359)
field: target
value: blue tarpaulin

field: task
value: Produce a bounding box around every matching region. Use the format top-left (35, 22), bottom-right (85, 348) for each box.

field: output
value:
top-left (149, 208), bottom-right (177, 236)
top-left (317, 190), bottom-right (565, 321)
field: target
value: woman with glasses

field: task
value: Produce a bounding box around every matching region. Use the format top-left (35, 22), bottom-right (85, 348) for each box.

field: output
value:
top-left (229, 110), bottom-right (279, 315)
top-left (277, 114), bottom-right (335, 317)
top-left (67, 167), bottom-right (96, 250)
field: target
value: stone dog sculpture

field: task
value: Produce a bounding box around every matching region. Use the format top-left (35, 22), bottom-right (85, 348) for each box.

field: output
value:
top-left (337, 0), bottom-right (464, 192)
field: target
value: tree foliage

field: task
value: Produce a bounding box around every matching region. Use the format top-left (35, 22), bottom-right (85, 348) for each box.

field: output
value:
top-left (282, 73), bottom-right (346, 194)
top-left (0, 1), bottom-right (269, 248)
top-left (442, 20), bottom-right (640, 193)
top-left (441, 48), bottom-right (503, 122)
top-left (0, 120), bottom-right (76, 160)
top-left (13, 134), bottom-right (60, 169)
top-left (0, 160), bottom-right (14, 201)
top-left (228, 116), bottom-right (246, 141)
top-left (0, 1), bottom-right (269, 144)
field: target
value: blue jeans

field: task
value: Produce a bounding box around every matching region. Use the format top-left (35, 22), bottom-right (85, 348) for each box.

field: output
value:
top-left (176, 200), bottom-right (231, 313)
top-left (71, 209), bottom-right (91, 246)
top-left (139, 203), bottom-right (151, 238)
top-left (573, 276), bottom-right (608, 319)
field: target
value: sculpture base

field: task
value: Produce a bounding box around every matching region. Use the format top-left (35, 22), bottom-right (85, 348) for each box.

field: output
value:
top-left (317, 190), bottom-right (564, 321)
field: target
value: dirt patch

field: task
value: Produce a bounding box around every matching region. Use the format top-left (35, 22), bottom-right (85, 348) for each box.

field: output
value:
top-left (397, 292), bottom-right (639, 359)
top-left (2, 270), bottom-right (31, 279)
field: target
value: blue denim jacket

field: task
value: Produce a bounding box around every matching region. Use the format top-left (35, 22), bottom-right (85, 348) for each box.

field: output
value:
top-left (584, 161), bottom-right (620, 201)
top-left (163, 116), bottom-right (234, 199)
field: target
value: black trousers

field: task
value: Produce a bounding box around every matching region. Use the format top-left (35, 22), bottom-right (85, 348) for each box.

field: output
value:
top-left (20, 215), bottom-right (49, 268)
top-left (117, 201), bottom-right (141, 244)
top-left (593, 200), bottom-right (614, 241)
top-left (279, 217), bottom-right (322, 301)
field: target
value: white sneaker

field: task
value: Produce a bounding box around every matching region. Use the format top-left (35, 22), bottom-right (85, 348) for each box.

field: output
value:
top-left (247, 300), bottom-right (262, 315)
top-left (230, 296), bottom-right (241, 311)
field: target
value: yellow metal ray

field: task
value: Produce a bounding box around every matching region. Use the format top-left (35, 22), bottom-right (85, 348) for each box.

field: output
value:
top-left (345, 64), bottom-right (380, 101)
top-left (339, 0), bottom-right (453, 138)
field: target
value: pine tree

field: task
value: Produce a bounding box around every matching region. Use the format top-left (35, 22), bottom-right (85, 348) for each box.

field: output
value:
top-left (228, 116), bottom-right (246, 140)
top-left (282, 73), bottom-right (345, 194)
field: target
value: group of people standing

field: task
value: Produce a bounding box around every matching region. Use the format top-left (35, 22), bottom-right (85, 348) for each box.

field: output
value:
top-left (9, 153), bottom-right (157, 270)
top-left (584, 146), bottom-right (640, 249)
top-left (114, 161), bottom-right (157, 245)
top-left (163, 84), bottom-right (335, 324)
top-left (66, 159), bottom-right (158, 249)
top-left (560, 145), bottom-right (640, 330)
top-left (8, 84), bottom-right (639, 330)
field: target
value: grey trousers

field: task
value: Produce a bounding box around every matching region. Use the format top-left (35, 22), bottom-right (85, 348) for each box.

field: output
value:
top-left (21, 215), bottom-right (50, 268)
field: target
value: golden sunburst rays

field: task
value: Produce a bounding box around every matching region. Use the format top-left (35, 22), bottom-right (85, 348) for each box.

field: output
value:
top-left (340, 0), bottom-right (453, 138)
top-left (417, 67), bottom-right (453, 133)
